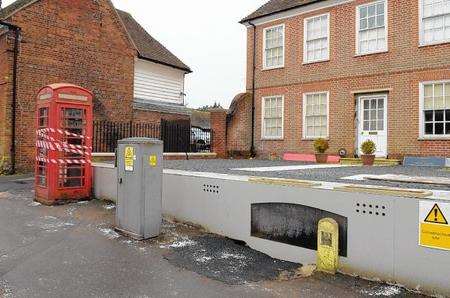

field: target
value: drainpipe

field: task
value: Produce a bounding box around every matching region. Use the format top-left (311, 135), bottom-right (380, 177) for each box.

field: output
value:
top-left (0, 21), bottom-right (21, 174)
top-left (249, 22), bottom-right (256, 157)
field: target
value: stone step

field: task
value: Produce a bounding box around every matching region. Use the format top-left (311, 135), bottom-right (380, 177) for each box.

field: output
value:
top-left (340, 158), bottom-right (401, 166)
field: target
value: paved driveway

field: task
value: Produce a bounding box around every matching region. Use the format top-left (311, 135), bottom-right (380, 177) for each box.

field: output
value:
top-left (0, 176), bottom-right (425, 298)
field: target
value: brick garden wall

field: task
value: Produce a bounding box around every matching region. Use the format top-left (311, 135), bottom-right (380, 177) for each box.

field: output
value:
top-left (210, 109), bottom-right (227, 158)
top-left (226, 93), bottom-right (252, 155)
top-left (241, 0), bottom-right (450, 159)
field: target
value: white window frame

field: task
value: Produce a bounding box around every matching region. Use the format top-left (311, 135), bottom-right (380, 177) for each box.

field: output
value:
top-left (302, 91), bottom-right (330, 140)
top-left (419, 80), bottom-right (450, 139)
top-left (355, 0), bottom-right (388, 56)
top-left (261, 95), bottom-right (284, 140)
top-left (262, 24), bottom-right (285, 70)
top-left (419, 0), bottom-right (450, 46)
top-left (303, 13), bottom-right (330, 64)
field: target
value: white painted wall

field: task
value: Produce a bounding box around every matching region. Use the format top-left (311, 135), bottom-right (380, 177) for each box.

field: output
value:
top-left (134, 59), bottom-right (185, 104)
top-left (161, 170), bottom-right (450, 297)
top-left (91, 165), bottom-right (450, 296)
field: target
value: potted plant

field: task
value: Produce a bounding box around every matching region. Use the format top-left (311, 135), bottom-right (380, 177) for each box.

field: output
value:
top-left (361, 140), bottom-right (376, 166)
top-left (313, 138), bottom-right (329, 164)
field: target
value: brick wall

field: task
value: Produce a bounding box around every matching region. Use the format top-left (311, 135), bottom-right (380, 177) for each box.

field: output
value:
top-left (243, 0), bottom-right (450, 159)
top-left (226, 93), bottom-right (252, 155)
top-left (210, 109), bottom-right (227, 158)
top-left (0, 0), bottom-right (136, 171)
top-left (0, 0), bottom-right (188, 171)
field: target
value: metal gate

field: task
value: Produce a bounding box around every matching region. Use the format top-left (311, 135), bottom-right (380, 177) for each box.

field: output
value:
top-left (160, 119), bottom-right (191, 153)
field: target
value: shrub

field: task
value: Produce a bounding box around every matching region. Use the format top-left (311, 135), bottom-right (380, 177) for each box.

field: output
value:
top-left (269, 152), bottom-right (279, 161)
top-left (0, 156), bottom-right (11, 175)
top-left (313, 138), bottom-right (329, 154)
top-left (361, 140), bottom-right (376, 155)
top-left (228, 150), bottom-right (252, 159)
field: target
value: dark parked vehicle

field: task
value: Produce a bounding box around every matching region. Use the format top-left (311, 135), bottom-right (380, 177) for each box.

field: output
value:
top-left (191, 126), bottom-right (211, 152)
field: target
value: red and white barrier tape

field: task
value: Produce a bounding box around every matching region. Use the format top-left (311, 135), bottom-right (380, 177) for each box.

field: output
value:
top-left (36, 140), bottom-right (91, 156)
top-left (36, 156), bottom-right (91, 165)
top-left (37, 131), bottom-right (92, 150)
top-left (36, 129), bottom-right (92, 165)
top-left (36, 128), bottom-right (91, 140)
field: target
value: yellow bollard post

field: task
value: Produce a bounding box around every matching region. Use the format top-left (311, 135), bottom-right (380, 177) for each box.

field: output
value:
top-left (317, 218), bottom-right (339, 274)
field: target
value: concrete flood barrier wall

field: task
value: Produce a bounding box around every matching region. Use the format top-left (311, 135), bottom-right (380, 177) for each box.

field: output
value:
top-left (92, 164), bottom-right (450, 296)
top-left (162, 170), bottom-right (450, 296)
top-left (93, 163), bottom-right (117, 202)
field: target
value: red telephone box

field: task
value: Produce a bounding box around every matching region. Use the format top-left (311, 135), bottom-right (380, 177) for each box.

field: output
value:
top-left (35, 84), bottom-right (93, 205)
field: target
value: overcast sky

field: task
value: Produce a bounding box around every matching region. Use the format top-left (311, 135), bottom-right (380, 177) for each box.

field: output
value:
top-left (3, 0), bottom-right (265, 108)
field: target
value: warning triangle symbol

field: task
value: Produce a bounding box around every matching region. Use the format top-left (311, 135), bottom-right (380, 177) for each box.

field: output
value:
top-left (424, 204), bottom-right (448, 225)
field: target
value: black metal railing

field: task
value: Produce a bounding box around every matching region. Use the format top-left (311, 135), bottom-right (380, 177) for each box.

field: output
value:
top-left (191, 126), bottom-right (212, 153)
top-left (93, 121), bottom-right (160, 153)
top-left (93, 121), bottom-right (212, 153)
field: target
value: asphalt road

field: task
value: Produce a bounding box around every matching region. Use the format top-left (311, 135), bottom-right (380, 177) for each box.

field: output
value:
top-left (0, 176), bottom-right (426, 298)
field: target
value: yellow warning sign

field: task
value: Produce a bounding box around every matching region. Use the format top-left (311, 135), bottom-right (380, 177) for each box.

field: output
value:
top-left (424, 204), bottom-right (448, 225)
top-left (124, 146), bottom-right (135, 172)
top-left (149, 155), bottom-right (157, 167)
top-left (419, 201), bottom-right (450, 251)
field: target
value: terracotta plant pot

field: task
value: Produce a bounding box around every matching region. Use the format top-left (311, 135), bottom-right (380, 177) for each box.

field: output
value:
top-left (361, 154), bottom-right (375, 166)
top-left (315, 153), bottom-right (328, 164)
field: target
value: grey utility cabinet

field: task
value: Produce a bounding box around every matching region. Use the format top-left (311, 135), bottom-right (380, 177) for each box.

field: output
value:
top-left (116, 137), bottom-right (163, 240)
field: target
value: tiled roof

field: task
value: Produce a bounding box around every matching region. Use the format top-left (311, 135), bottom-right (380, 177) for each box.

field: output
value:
top-left (117, 10), bottom-right (191, 73)
top-left (190, 110), bottom-right (211, 129)
top-left (0, 1), bottom-right (191, 72)
top-left (240, 0), bottom-right (323, 23)
top-left (133, 100), bottom-right (191, 116)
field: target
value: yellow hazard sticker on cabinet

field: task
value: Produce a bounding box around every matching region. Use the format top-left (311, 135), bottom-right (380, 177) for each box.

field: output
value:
top-left (149, 155), bottom-right (157, 167)
top-left (124, 146), bottom-right (135, 172)
top-left (419, 201), bottom-right (450, 251)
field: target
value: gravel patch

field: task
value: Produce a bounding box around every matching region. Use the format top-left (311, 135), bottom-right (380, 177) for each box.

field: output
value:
top-left (164, 234), bottom-right (300, 285)
top-left (164, 159), bottom-right (450, 190)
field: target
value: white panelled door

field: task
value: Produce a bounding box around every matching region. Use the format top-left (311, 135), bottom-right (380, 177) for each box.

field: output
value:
top-left (357, 95), bottom-right (388, 157)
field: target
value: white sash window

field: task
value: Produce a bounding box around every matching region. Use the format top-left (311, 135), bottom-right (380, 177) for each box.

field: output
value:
top-left (304, 13), bottom-right (330, 63)
top-left (303, 92), bottom-right (329, 139)
top-left (420, 0), bottom-right (450, 46)
top-left (263, 25), bottom-right (285, 69)
top-left (262, 96), bottom-right (284, 139)
top-left (420, 81), bottom-right (450, 138)
top-left (356, 0), bottom-right (387, 55)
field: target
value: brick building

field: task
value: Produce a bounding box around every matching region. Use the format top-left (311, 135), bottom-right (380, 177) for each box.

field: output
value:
top-left (0, 0), bottom-right (191, 172)
top-left (234, 0), bottom-right (450, 159)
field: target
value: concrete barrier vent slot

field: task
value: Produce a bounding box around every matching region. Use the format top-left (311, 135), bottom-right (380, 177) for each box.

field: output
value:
top-left (356, 202), bottom-right (387, 216)
top-left (203, 184), bottom-right (220, 194)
